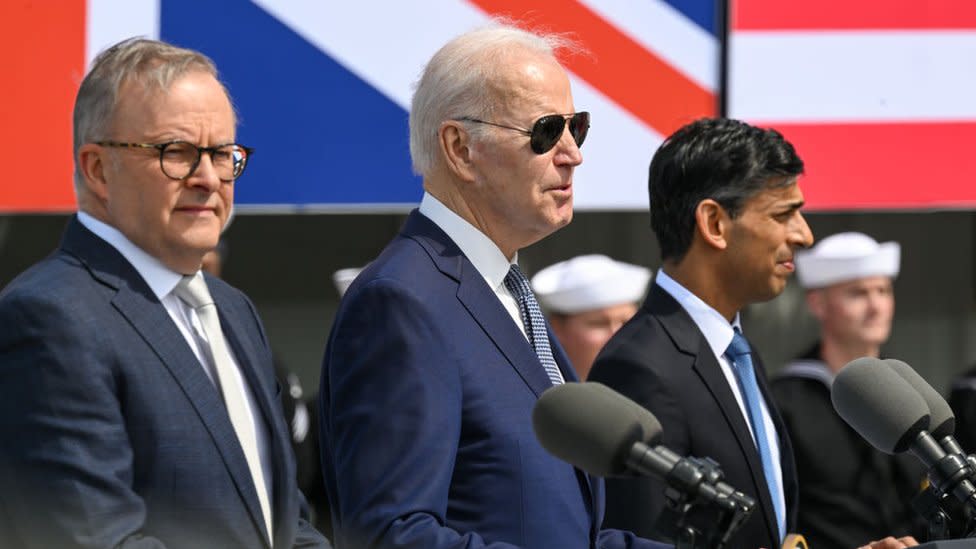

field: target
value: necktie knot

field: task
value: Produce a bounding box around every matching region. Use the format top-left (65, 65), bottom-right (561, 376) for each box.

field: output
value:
top-left (174, 274), bottom-right (214, 310)
top-left (503, 264), bottom-right (532, 299)
top-left (725, 329), bottom-right (752, 361)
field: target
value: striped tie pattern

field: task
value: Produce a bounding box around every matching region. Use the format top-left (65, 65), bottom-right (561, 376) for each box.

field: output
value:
top-left (504, 265), bottom-right (564, 386)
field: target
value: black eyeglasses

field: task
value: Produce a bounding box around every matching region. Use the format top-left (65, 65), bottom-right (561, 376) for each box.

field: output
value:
top-left (456, 111), bottom-right (590, 154)
top-left (96, 140), bottom-right (254, 182)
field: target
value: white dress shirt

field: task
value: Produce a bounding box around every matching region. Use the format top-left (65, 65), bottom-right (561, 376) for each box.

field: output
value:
top-left (418, 192), bottom-right (529, 340)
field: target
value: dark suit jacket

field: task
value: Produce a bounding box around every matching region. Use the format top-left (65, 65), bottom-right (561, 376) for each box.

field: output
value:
top-left (588, 283), bottom-right (798, 549)
top-left (319, 211), bottom-right (667, 549)
top-left (0, 216), bottom-right (329, 549)
top-left (772, 352), bottom-right (924, 549)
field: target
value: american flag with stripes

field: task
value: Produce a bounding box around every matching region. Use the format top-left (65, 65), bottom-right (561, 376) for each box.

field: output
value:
top-left (729, 0), bottom-right (976, 210)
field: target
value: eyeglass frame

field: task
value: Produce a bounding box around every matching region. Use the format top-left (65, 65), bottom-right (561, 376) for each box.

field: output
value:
top-left (95, 140), bottom-right (254, 182)
top-left (454, 111), bottom-right (590, 154)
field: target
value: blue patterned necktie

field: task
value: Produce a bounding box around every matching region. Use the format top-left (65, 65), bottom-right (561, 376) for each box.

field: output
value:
top-left (725, 328), bottom-right (785, 541)
top-left (504, 265), bottom-right (564, 386)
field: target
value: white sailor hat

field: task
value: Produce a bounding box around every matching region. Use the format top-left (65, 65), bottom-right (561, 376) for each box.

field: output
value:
top-left (531, 254), bottom-right (652, 314)
top-left (332, 267), bottom-right (363, 297)
top-left (795, 232), bottom-right (900, 289)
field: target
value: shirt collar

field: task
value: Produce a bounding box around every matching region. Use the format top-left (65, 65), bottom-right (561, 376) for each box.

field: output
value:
top-left (655, 269), bottom-right (742, 359)
top-left (418, 192), bottom-right (515, 289)
top-left (76, 211), bottom-right (190, 300)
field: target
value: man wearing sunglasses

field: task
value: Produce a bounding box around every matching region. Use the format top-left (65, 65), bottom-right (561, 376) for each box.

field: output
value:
top-left (0, 38), bottom-right (330, 548)
top-left (319, 23), bottom-right (665, 549)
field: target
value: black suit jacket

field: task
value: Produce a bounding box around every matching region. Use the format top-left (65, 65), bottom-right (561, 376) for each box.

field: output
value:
top-left (0, 216), bottom-right (329, 549)
top-left (589, 283), bottom-right (798, 549)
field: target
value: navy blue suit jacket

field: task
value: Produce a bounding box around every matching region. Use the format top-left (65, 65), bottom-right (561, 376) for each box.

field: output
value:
top-left (0, 217), bottom-right (330, 549)
top-left (319, 211), bottom-right (668, 549)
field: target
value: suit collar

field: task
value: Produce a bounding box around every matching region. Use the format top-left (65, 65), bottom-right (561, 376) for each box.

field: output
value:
top-left (655, 270), bottom-right (740, 359)
top-left (402, 211), bottom-right (556, 398)
top-left (418, 192), bottom-right (513, 289)
top-left (75, 211), bottom-right (183, 299)
top-left (60, 217), bottom-right (276, 547)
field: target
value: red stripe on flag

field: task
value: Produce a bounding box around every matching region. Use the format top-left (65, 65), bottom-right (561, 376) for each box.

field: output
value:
top-left (764, 121), bottom-right (976, 210)
top-left (734, 0), bottom-right (976, 31)
top-left (0, 2), bottom-right (84, 212)
top-left (467, 0), bottom-right (716, 137)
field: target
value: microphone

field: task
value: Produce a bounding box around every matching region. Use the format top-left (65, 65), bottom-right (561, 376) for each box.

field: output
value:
top-left (832, 357), bottom-right (976, 511)
top-left (885, 359), bottom-right (967, 456)
top-left (532, 382), bottom-right (754, 512)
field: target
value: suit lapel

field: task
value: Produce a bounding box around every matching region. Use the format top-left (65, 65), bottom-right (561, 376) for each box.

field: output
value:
top-left (402, 211), bottom-right (600, 528)
top-left (547, 332), bottom-right (597, 520)
top-left (404, 212), bottom-right (554, 398)
top-left (650, 285), bottom-right (781, 542)
top-left (61, 218), bottom-right (272, 547)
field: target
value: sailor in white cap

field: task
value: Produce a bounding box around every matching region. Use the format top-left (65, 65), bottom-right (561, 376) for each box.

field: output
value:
top-left (333, 267), bottom-right (364, 298)
top-left (771, 232), bottom-right (924, 549)
top-left (531, 254), bottom-right (651, 379)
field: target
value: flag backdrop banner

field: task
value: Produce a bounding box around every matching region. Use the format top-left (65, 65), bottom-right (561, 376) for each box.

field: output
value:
top-left (2, 0), bottom-right (718, 212)
top-left (728, 0), bottom-right (976, 210)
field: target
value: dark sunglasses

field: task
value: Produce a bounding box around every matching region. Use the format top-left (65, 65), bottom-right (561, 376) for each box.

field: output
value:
top-left (456, 111), bottom-right (590, 154)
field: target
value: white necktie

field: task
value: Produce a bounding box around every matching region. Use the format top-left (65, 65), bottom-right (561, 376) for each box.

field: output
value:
top-left (174, 274), bottom-right (273, 542)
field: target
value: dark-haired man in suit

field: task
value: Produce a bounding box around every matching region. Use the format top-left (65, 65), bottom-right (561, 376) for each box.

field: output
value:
top-left (589, 117), bottom-right (812, 549)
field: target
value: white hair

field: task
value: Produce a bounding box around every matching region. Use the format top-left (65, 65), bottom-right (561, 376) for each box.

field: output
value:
top-left (408, 23), bottom-right (577, 176)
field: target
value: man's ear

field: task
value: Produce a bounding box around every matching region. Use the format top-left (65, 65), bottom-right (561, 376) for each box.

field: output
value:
top-left (694, 198), bottom-right (731, 251)
top-left (438, 121), bottom-right (476, 183)
top-left (806, 290), bottom-right (827, 321)
top-left (77, 143), bottom-right (111, 202)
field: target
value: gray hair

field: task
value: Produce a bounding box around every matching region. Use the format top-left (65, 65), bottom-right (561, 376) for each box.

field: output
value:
top-left (408, 23), bottom-right (577, 176)
top-left (72, 37), bottom-right (229, 191)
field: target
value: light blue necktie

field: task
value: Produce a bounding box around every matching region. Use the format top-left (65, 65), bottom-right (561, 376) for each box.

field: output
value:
top-left (725, 328), bottom-right (785, 540)
top-left (504, 265), bottom-right (564, 386)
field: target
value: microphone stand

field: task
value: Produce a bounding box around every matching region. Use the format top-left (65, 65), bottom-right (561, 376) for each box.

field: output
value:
top-left (911, 449), bottom-right (976, 540)
top-left (629, 446), bottom-right (754, 549)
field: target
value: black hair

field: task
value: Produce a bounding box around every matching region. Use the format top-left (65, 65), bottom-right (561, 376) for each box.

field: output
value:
top-left (648, 118), bottom-right (804, 262)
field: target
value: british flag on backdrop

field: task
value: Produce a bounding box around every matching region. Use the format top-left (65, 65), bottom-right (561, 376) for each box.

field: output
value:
top-left (729, 0), bottom-right (976, 210)
top-left (2, 0), bottom-right (718, 213)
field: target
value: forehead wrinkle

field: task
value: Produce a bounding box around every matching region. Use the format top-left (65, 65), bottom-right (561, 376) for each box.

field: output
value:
top-left (488, 50), bottom-right (567, 122)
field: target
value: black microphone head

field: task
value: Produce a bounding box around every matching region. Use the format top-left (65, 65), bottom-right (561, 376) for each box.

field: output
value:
top-left (884, 358), bottom-right (956, 438)
top-left (832, 357), bottom-right (930, 454)
top-left (532, 382), bottom-right (662, 476)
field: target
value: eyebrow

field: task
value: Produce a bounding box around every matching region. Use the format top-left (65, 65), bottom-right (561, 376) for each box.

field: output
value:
top-left (771, 199), bottom-right (805, 215)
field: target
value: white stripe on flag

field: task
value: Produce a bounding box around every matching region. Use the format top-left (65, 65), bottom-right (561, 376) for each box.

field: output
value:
top-left (87, 0), bottom-right (160, 67)
top-left (252, 0), bottom-right (661, 209)
top-left (571, 76), bottom-right (663, 210)
top-left (583, 0), bottom-right (718, 92)
top-left (730, 30), bottom-right (976, 122)
top-left (251, 0), bottom-right (488, 109)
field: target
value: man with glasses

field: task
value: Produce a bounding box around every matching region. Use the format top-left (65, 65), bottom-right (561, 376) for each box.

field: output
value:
top-left (319, 23), bottom-right (665, 549)
top-left (0, 38), bottom-right (330, 549)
